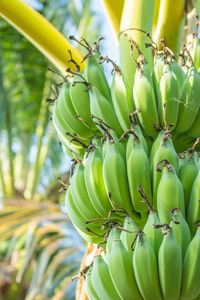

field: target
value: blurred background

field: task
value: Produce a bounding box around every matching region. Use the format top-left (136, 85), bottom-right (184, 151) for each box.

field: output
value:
top-left (0, 0), bottom-right (118, 299)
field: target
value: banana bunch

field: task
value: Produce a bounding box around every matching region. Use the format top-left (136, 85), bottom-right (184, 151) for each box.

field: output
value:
top-left (84, 213), bottom-right (200, 300)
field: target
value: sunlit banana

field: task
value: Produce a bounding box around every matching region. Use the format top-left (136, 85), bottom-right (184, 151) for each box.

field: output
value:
top-left (180, 224), bottom-right (200, 300)
top-left (176, 68), bottom-right (200, 133)
top-left (85, 268), bottom-right (100, 300)
top-left (91, 255), bottom-right (121, 300)
top-left (187, 169), bottom-right (200, 236)
top-left (178, 150), bottom-right (199, 208)
top-left (133, 231), bottom-right (163, 300)
top-left (108, 238), bottom-right (143, 300)
top-left (158, 225), bottom-right (182, 300)
top-left (106, 227), bottom-right (121, 262)
top-left (111, 67), bottom-right (133, 131)
top-left (84, 147), bottom-right (113, 217)
top-left (169, 208), bottom-right (191, 260)
top-left (133, 61), bottom-right (160, 138)
top-left (120, 216), bottom-right (138, 253)
top-left (157, 160), bottom-right (185, 224)
top-left (89, 87), bottom-right (123, 136)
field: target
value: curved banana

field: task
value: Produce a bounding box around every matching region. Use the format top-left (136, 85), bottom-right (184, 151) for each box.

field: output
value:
top-left (176, 68), bottom-right (200, 133)
top-left (106, 227), bottom-right (121, 262)
top-left (86, 54), bottom-right (111, 101)
top-left (108, 238), bottom-right (143, 300)
top-left (133, 62), bottom-right (160, 138)
top-left (91, 255), bottom-right (121, 300)
top-left (170, 60), bottom-right (186, 90)
top-left (187, 169), bottom-right (200, 236)
top-left (84, 147), bottom-right (113, 217)
top-left (152, 132), bottom-right (179, 210)
top-left (158, 63), bottom-right (180, 130)
top-left (180, 225), bottom-right (200, 300)
top-left (158, 226), bottom-right (182, 300)
top-left (120, 216), bottom-right (138, 253)
top-left (157, 160), bottom-right (185, 224)
top-left (178, 150), bottom-right (199, 208)
top-left (111, 68), bottom-right (133, 131)
top-left (89, 87), bottom-right (123, 136)
top-left (127, 135), bottom-right (152, 217)
top-left (133, 231), bottom-right (163, 300)
top-left (103, 139), bottom-right (133, 216)
top-left (169, 208), bottom-right (191, 260)
top-left (85, 268), bottom-right (100, 300)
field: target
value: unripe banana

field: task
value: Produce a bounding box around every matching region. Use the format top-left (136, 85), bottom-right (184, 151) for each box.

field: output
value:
top-left (190, 37), bottom-right (200, 69)
top-left (106, 227), bottom-right (121, 262)
top-left (187, 169), bottom-right (200, 236)
top-left (65, 187), bottom-right (102, 244)
top-left (108, 238), bottom-right (143, 300)
top-left (103, 139), bottom-right (133, 216)
top-left (133, 62), bottom-right (159, 138)
top-left (178, 150), bottom-right (199, 208)
top-left (169, 208), bottom-right (191, 260)
top-left (176, 68), bottom-right (200, 133)
top-left (70, 76), bottom-right (97, 131)
top-left (158, 63), bottom-right (180, 129)
top-left (180, 225), bottom-right (200, 300)
top-left (52, 103), bottom-right (85, 159)
top-left (84, 147), bottom-right (112, 217)
top-left (89, 87), bottom-right (123, 136)
top-left (85, 268), bottom-right (100, 300)
top-left (70, 163), bottom-right (101, 220)
top-left (157, 160), bottom-right (185, 224)
top-left (152, 54), bottom-right (164, 106)
top-left (170, 60), bottom-right (186, 90)
top-left (120, 216), bottom-right (138, 253)
top-left (133, 232), bottom-right (163, 300)
top-left (186, 109), bottom-right (200, 138)
top-left (149, 129), bottom-right (165, 170)
top-left (86, 54), bottom-right (111, 101)
top-left (158, 226), bottom-right (182, 300)
top-left (143, 209), bottom-right (163, 256)
top-left (91, 255), bottom-right (121, 300)
top-left (111, 68), bottom-right (133, 131)
top-left (152, 132), bottom-right (179, 209)
top-left (127, 135), bottom-right (152, 217)
top-left (57, 83), bottom-right (92, 138)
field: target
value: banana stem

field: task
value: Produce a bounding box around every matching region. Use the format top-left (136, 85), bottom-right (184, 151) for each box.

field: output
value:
top-left (153, 0), bottom-right (186, 54)
top-left (119, 0), bottom-right (156, 90)
top-left (101, 0), bottom-right (124, 36)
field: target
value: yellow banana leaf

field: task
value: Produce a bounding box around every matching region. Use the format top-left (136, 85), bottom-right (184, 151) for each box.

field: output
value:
top-left (0, 0), bottom-right (85, 74)
top-left (101, 0), bottom-right (124, 36)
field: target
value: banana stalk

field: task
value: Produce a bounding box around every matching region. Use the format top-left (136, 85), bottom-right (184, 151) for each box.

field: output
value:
top-left (0, 0), bottom-right (85, 74)
top-left (119, 0), bottom-right (156, 90)
top-left (153, 0), bottom-right (185, 54)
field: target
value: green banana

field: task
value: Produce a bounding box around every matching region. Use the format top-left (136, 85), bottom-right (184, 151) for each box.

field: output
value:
top-left (169, 208), bottom-right (191, 260)
top-left (91, 255), bottom-right (121, 300)
top-left (65, 187), bottom-right (102, 244)
top-left (127, 134), bottom-right (152, 217)
top-left (157, 160), bottom-right (185, 224)
top-left (133, 61), bottom-right (160, 138)
top-left (176, 68), bottom-right (200, 133)
top-left (84, 147), bottom-right (112, 217)
top-left (103, 139), bottom-right (133, 216)
top-left (106, 227), bottom-right (121, 262)
top-left (86, 54), bottom-right (111, 101)
top-left (70, 163), bottom-right (102, 221)
top-left (85, 268), bottom-right (100, 300)
top-left (186, 109), bottom-right (200, 138)
top-left (180, 225), bottom-right (200, 300)
top-left (111, 68), bottom-right (133, 131)
top-left (143, 209), bottom-right (163, 256)
top-left (190, 37), bottom-right (200, 69)
top-left (152, 132), bottom-right (179, 210)
top-left (158, 63), bottom-right (180, 129)
top-left (187, 169), bottom-right (200, 236)
top-left (133, 231), bottom-right (163, 300)
top-left (89, 87), bottom-right (123, 136)
top-left (57, 83), bottom-right (92, 138)
top-left (120, 216), bottom-right (138, 253)
top-left (149, 129), bottom-right (165, 170)
top-left (170, 60), bottom-right (186, 90)
top-left (70, 75), bottom-right (97, 131)
top-left (178, 150), bottom-right (199, 208)
top-left (108, 238), bottom-right (143, 300)
top-left (158, 226), bottom-right (182, 300)
top-left (152, 54), bottom-right (164, 108)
